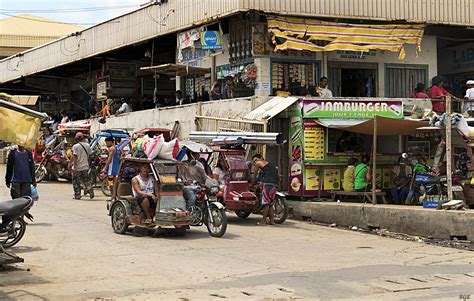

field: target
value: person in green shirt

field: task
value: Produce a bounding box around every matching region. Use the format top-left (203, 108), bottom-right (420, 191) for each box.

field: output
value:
top-left (412, 156), bottom-right (429, 175)
top-left (354, 155), bottom-right (371, 192)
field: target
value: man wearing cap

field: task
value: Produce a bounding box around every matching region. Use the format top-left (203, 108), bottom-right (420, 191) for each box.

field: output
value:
top-left (68, 132), bottom-right (94, 200)
top-left (97, 98), bottom-right (112, 117)
top-left (464, 80), bottom-right (474, 116)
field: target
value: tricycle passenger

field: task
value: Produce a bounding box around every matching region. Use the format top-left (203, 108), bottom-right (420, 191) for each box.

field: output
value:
top-left (132, 164), bottom-right (159, 223)
top-left (252, 154), bottom-right (279, 226)
top-left (178, 160), bottom-right (210, 209)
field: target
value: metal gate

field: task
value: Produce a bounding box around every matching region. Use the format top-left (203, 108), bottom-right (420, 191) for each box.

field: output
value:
top-left (386, 65), bottom-right (428, 98)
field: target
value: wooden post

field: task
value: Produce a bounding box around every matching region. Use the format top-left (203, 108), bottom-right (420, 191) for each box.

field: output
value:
top-left (372, 117), bottom-right (377, 205)
top-left (263, 122), bottom-right (268, 159)
top-left (446, 95), bottom-right (453, 201)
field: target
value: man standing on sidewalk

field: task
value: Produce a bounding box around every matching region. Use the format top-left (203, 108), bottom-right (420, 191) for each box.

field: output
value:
top-left (5, 145), bottom-right (36, 199)
top-left (68, 132), bottom-right (94, 200)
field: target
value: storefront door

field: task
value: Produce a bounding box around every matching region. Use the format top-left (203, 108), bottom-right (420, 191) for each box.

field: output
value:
top-left (328, 62), bottom-right (378, 97)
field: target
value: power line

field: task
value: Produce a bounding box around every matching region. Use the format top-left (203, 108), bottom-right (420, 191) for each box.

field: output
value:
top-left (0, 4), bottom-right (140, 14)
top-left (0, 13), bottom-right (118, 25)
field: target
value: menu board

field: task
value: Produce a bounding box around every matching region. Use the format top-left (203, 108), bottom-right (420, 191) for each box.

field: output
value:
top-left (304, 122), bottom-right (325, 161)
top-left (323, 168), bottom-right (341, 190)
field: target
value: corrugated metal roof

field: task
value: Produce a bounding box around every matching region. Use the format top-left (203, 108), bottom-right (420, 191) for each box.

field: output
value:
top-left (1, 0), bottom-right (474, 84)
top-left (244, 96), bottom-right (299, 121)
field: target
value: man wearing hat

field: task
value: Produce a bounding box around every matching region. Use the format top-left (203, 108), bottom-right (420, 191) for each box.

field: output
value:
top-left (97, 98), bottom-right (112, 117)
top-left (464, 80), bottom-right (474, 116)
top-left (68, 132), bottom-right (94, 200)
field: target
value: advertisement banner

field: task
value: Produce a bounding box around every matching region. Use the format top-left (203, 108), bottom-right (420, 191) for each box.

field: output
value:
top-left (200, 31), bottom-right (222, 50)
top-left (303, 99), bottom-right (403, 119)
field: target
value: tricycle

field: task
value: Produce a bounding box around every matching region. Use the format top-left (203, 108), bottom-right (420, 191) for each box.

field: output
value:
top-left (107, 157), bottom-right (227, 237)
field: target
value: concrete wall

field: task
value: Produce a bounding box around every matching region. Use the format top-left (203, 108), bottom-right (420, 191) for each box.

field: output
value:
top-left (289, 201), bottom-right (474, 240)
top-left (89, 97), bottom-right (260, 138)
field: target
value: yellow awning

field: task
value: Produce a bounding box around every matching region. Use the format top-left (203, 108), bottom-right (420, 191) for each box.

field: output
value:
top-left (267, 16), bottom-right (425, 59)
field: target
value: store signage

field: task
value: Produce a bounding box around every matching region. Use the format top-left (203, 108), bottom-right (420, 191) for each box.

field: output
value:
top-left (96, 81), bottom-right (107, 98)
top-left (439, 42), bottom-right (474, 74)
top-left (335, 50), bottom-right (376, 60)
top-left (200, 31), bottom-right (222, 50)
top-left (303, 99), bottom-right (403, 119)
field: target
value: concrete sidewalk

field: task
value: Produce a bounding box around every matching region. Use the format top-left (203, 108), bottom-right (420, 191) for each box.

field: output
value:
top-left (288, 201), bottom-right (474, 240)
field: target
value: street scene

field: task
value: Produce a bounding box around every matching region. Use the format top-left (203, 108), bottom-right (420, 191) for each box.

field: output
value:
top-left (1, 0), bottom-right (474, 300)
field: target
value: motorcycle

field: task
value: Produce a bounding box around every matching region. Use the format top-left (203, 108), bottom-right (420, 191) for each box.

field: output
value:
top-left (188, 179), bottom-right (228, 237)
top-left (0, 197), bottom-right (34, 248)
top-left (35, 149), bottom-right (72, 183)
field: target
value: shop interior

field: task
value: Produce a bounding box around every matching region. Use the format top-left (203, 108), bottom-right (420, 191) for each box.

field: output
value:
top-left (328, 63), bottom-right (377, 97)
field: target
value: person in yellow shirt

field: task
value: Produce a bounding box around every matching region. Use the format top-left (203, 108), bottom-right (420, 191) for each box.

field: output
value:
top-left (343, 158), bottom-right (358, 192)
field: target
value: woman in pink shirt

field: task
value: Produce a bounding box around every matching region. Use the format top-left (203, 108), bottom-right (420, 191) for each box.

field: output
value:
top-left (429, 76), bottom-right (450, 113)
top-left (410, 83), bottom-right (429, 99)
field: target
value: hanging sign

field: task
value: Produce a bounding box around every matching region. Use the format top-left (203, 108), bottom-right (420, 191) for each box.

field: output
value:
top-left (303, 99), bottom-right (403, 119)
top-left (201, 31), bottom-right (222, 50)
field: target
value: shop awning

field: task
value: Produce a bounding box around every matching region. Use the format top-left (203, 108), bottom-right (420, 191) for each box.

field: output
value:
top-left (316, 116), bottom-right (428, 136)
top-left (267, 16), bottom-right (425, 59)
top-left (244, 96), bottom-right (299, 121)
top-left (141, 64), bottom-right (211, 77)
top-left (9, 95), bottom-right (39, 106)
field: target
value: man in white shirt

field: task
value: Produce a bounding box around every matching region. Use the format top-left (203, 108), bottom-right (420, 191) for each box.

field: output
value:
top-left (464, 80), bottom-right (474, 115)
top-left (60, 110), bottom-right (69, 124)
top-left (116, 99), bottom-right (131, 115)
top-left (316, 76), bottom-right (333, 98)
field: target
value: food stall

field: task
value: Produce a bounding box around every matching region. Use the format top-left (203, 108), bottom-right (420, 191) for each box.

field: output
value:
top-left (286, 98), bottom-right (428, 198)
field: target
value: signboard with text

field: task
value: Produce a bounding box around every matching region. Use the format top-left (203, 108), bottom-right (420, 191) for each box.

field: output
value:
top-left (303, 99), bottom-right (403, 119)
top-left (200, 31), bottom-right (222, 50)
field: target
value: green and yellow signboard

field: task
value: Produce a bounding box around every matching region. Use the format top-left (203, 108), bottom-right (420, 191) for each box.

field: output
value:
top-left (303, 99), bottom-right (404, 119)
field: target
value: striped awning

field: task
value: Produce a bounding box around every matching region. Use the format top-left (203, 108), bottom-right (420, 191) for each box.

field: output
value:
top-left (267, 16), bottom-right (425, 59)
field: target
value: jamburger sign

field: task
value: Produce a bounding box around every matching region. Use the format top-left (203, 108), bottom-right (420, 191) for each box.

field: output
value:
top-left (303, 99), bottom-right (403, 119)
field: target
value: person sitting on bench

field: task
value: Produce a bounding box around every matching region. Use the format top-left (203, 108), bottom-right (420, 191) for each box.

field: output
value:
top-left (343, 157), bottom-right (358, 192)
top-left (390, 156), bottom-right (412, 205)
top-left (354, 155), bottom-right (372, 192)
top-left (132, 164), bottom-right (159, 224)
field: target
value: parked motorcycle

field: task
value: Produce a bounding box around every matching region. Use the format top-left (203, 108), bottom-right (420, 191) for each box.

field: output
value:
top-left (0, 197), bottom-right (34, 248)
top-left (189, 179), bottom-right (227, 237)
top-left (35, 149), bottom-right (71, 183)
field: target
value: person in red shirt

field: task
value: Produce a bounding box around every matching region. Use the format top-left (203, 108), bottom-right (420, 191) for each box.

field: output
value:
top-left (410, 83), bottom-right (429, 99)
top-left (429, 76), bottom-right (451, 113)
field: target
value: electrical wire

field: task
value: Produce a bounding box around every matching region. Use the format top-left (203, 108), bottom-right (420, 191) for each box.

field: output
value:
top-left (0, 4), bottom-right (139, 13)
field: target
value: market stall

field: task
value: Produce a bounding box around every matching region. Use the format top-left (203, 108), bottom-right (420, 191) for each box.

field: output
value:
top-left (286, 98), bottom-right (428, 200)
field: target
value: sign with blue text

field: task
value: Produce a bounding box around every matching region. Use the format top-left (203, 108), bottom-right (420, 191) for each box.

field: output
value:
top-left (200, 31), bottom-right (222, 50)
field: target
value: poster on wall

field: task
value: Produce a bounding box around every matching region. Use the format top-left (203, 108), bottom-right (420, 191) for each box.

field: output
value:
top-left (200, 31), bottom-right (222, 50)
top-left (305, 167), bottom-right (320, 191)
top-left (303, 99), bottom-right (403, 119)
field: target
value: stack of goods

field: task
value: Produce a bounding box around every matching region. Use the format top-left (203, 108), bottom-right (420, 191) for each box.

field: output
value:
top-left (133, 135), bottom-right (180, 161)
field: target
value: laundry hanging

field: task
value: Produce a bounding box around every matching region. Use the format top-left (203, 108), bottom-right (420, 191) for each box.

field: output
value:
top-left (267, 16), bottom-right (425, 60)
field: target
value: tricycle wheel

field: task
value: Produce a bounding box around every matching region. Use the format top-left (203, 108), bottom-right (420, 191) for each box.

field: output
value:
top-left (235, 210), bottom-right (252, 219)
top-left (206, 207), bottom-right (227, 238)
top-left (111, 202), bottom-right (129, 234)
top-left (273, 196), bottom-right (288, 224)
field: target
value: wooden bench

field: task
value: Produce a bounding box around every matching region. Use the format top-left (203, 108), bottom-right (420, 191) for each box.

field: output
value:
top-left (331, 190), bottom-right (388, 204)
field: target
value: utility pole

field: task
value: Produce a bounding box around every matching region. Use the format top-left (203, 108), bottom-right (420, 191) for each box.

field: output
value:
top-left (446, 95), bottom-right (453, 201)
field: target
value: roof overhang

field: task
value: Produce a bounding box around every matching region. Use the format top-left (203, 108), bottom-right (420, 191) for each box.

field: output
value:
top-left (244, 96), bottom-right (299, 121)
top-left (141, 64), bottom-right (211, 77)
top-left (315, 116), bottom-right (429, 136)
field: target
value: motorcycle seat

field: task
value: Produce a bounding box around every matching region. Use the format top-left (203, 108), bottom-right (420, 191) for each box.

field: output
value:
top-left (0, 197), bottom-right (32, 215)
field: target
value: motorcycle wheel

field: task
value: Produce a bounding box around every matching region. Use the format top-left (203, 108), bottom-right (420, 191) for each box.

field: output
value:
top-left (35, 164), bottom-right (47, 183)
top-left (188, 205), bottom-right (203, 226)
top-left (101, 178), bottom-right (112, 197)
top-left (273, 196), bottom-right (289, 224)
top-left (1, 219), bottom-right (26, 248)
top-left (111, 203), bottom-right (129, 234)
top-left (235, 210), bottom-right (252, 218)
top-left (206, 207), bottom-right (227, 238)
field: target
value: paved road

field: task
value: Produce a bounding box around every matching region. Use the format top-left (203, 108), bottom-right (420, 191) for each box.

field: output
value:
top-left (0, 172), bottom-right (472, 300)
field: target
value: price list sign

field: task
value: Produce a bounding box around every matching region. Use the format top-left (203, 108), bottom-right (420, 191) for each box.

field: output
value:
top-left (304, 122), bottom-right (325, 161)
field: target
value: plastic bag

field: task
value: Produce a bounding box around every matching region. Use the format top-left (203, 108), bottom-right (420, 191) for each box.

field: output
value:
top-left (31, 185), bottom-right (39, 201)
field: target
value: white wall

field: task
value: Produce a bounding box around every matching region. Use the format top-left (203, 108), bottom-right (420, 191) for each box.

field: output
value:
top-left (325, 35), bottom-right (438, 96)
top-left (89, 97), bottom-right (257, 139)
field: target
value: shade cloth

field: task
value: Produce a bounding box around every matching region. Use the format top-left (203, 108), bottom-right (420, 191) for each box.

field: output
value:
top-left (267, 16), bottom-right (425, 59)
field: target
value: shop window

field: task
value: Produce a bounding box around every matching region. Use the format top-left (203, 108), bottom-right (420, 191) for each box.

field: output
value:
top-left (216, 61), bottom-right (257, 98)
top-left (328, 62), bottom-right (377, 97)
top-left (184, 75), bottom-right (211, 102)
top-left (328, 129), bottom-right (399, 155)
top-left (385, 64), bottom-right (428, 98)
top-left (271, 61), bottom-right (318, 96)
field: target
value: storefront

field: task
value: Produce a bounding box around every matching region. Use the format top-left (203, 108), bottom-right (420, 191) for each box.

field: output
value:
top-left (286, 98), bottom-right (427, 198)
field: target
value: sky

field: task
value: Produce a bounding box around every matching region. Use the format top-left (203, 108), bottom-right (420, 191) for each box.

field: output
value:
top-left (0, 0), bottom-right (147, 27)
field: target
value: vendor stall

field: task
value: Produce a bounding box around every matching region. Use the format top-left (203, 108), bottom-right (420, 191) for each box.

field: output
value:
top-left (286, 98), bottom-right (428, 199)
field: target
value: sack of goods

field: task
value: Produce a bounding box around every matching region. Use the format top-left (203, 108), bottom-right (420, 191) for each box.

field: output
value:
top-left (140, 134), bottom-right (180, 161)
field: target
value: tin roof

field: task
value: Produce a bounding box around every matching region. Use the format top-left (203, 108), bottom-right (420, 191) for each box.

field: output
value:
top-left (244, 96), bottom-right (299, 121)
